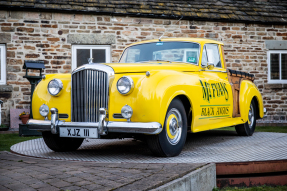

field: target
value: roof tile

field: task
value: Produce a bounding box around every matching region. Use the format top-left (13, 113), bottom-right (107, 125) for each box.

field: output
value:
top-left (207, 13), bottom-right (221, 19)
top-left (46, 4), bottom-right (61, 9)
top-left (34, 3), bottom-right (46, 8)
top-left (1, 0), bottom-right (286, 24)
top-left (11, 2), bottom-right (24, 6)
top-left (0, 1), bottom-right (11, 6)
top-left (71, 5), bottom-right (85, 10)
top-left (152, 10), bottom-right (165, 15)
top-left (219, 14), bottom-right (230, 19)
top-left (163, 10), bottom-right (172, 15)
top-left (86, 0), bottom-right (98, 2)
top-left (246, 11), bottom-right (260, 16)
top-left (114, 8), bottom-right (127, 14)
top-left (228, 14), bottom-right (240, 20)
top-left (83, 3), bottom-right (106, 7)
top-left (61, 4), bottom-right (71, 9)
top-left (126, 8), bottom-right (139, 13)
top-left (139, 9), bottom-right (153, 14)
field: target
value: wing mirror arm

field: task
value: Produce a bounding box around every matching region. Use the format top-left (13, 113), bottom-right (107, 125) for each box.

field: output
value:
top-left (201, 62), bottom-right (214, 70)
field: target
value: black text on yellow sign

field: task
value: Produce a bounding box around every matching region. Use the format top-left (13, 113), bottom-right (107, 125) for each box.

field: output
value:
top-left (200, 106), bottom-right (230, 119)
top-left (199, 80), bottom-right (229, 103)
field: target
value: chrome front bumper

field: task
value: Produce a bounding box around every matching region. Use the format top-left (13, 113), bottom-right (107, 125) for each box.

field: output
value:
top-left (27, 108), bottom-right (162, 136)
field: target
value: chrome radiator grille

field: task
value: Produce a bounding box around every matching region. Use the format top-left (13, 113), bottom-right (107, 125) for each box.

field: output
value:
top-left (71, 69), bottom-right (108, 122)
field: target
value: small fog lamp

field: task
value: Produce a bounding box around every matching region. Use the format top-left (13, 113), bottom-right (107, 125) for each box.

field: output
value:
top-left (39, 104), bottom-right (49, 117)
top-left (121, 105), bottom-right (133, 121)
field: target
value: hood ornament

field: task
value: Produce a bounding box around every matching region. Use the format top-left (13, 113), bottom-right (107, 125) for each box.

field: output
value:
top-left (88, 58), bottom-right (93, 64)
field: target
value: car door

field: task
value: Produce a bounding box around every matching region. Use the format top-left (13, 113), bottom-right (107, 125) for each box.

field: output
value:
top-left (193, 43), bottom-right (233, 132)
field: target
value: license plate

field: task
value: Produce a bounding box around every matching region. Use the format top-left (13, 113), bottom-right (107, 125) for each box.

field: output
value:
top-left (59, 127), bottom-right (98, 138)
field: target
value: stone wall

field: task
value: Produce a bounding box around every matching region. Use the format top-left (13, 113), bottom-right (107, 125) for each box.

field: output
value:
top-left (0, 10), bottom-right (286, 126)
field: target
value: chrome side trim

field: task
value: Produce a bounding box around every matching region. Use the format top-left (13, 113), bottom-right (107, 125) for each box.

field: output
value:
top-left (199, 70), bottom-right (227, 73)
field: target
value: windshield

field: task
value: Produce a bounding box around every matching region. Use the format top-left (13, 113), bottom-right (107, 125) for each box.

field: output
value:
top-left (119, 41), bottom-right (200, 64)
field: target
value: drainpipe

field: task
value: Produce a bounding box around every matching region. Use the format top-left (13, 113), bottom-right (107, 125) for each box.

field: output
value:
top-left (0, 100), bottom-right (3, 126)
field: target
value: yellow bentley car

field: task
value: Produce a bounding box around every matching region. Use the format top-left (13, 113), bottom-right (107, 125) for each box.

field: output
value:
top-left (27, 38), bottom-right (265, 157)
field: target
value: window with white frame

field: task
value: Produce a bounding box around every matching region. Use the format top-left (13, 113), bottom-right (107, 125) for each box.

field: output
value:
top-left (0, 44), bottom-right (6, 85)
top-left (268, 50), bottom-right (287, 83)
top-left (72, 45), bottom-right (111, 70)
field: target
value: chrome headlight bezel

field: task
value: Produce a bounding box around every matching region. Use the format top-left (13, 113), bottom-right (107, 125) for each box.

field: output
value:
top-left (47, 78), bottom-right (63, 96)
top-left (117, 76), bottom-right (134, 95)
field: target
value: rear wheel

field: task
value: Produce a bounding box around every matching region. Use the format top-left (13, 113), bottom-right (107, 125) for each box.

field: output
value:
top-left (147, 98), bottom-right (187, 157)
top-left (235, 99), bottom-right (257, 136)
top-left (42, 131), bottom-right (84, 152)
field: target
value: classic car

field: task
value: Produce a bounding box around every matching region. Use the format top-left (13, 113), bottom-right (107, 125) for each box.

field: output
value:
top-left (27, 38), bottom-right (265, 157)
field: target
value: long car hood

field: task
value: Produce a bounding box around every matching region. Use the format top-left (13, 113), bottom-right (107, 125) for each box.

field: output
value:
top-left (103, 62), bottom-right (199, 74)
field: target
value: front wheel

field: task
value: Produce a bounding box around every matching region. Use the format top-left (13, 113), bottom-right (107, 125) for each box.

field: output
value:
top-left (42, 131), bottom-right (84, 152)
top-left (235, 99), bottom-right (257, 136)
top-left (147, 98), bottom-right (187, 157)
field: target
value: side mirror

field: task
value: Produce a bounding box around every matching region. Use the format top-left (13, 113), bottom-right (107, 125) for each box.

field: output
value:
top-left (207, 62), bottom-right (214, 70)
top-left (202, 62), bottom-right (214, 70)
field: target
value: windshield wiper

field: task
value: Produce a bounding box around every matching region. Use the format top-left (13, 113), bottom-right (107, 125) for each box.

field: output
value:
top-left (136, 60), bottom-right (172, 63)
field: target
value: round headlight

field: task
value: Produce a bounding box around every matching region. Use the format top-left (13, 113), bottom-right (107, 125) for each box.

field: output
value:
top-left (39, 104), bottom-right (49, 117)
top-left (117, 76), bottom-right (134, 95)
top-left (121, 105), bottom-right (133, 119)
top-left (48, 79), bottom-right (63, 96)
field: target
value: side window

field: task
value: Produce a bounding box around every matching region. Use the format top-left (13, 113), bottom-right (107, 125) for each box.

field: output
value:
top-left (201, 44), bottom-right (222, 68)
top-left (0, 44), bottom-right (6, 85)
top-left (201, 46), bottom-right (207, 66)
top-left (72, 45), bottom-right (111, 70)
top-left (268, 51), bottom-right (287, 83)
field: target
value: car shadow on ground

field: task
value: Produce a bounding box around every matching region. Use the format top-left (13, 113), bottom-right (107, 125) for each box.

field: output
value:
top-left (12, 129), bottom-right (266, 162)
top-left (58, 130), bottom-right (240, 158)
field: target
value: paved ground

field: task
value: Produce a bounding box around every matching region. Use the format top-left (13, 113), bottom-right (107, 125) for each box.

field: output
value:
top-left (0, 151), bottom-right (205, 191)
top-left (10, 131), bottom-right (287, 163)
top-left (4, 130), bottom-right (287, 190)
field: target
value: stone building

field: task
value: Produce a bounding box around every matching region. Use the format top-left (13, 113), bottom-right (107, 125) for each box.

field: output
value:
top-left (0, 0), bottom-right (287, 127)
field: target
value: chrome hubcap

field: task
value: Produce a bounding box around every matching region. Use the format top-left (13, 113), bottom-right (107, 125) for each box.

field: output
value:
top-left (248, 104), bottom-right (254, 129)
top-left (166, 108), bottom-right (182, 145)
top-left (169, 118), bottom-right (178, 136)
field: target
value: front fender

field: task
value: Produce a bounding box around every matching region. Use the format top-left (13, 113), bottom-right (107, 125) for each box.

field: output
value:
top-left (32, 74), bottom-right (72, 121)
top-left (109, 70), bottom-right (197, 127)
top-left (151, 70), bottom-right (198, 126)
top-left (239, 80), bottom-right (264, 123)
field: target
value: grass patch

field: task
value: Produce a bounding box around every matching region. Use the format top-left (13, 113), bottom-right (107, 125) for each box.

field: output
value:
top-left (0, 133), bottom-right (40, 151)
top-left (216, 126), bottom-right (287, 133)
top-left (0, 124), bottom-right (9, 130)
top-left (216, 185), bottom-right (287, 191)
